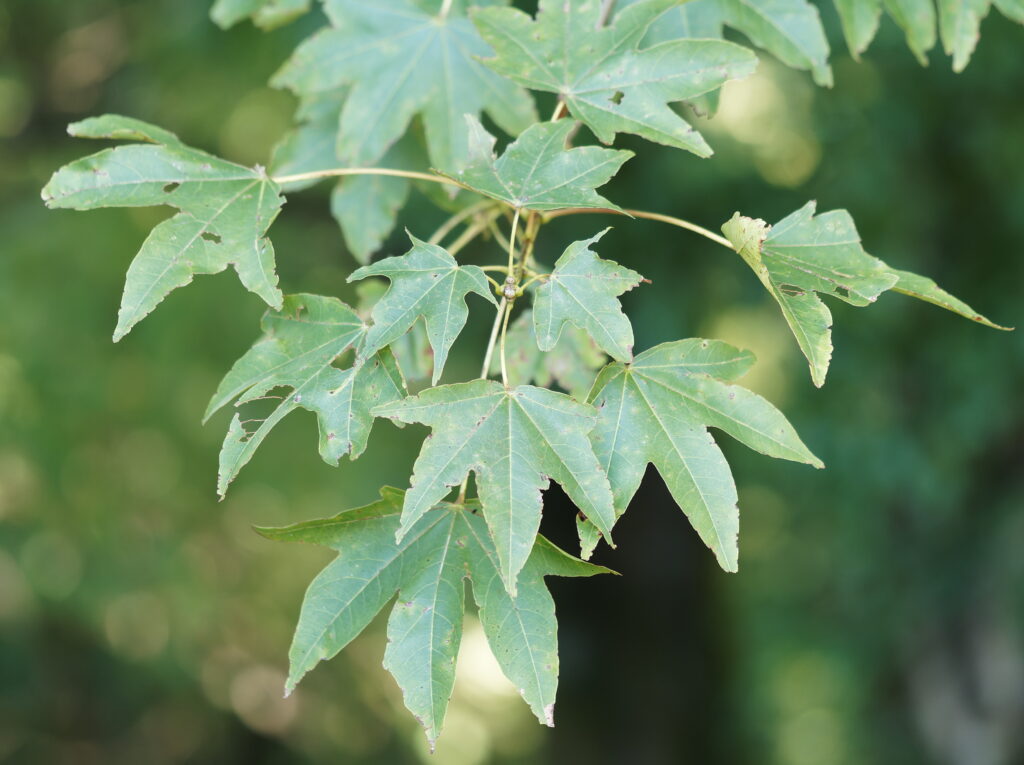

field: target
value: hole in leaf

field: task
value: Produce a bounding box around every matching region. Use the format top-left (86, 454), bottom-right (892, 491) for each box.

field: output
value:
top-left (834, 286), bottom-right (850, 298)
top-left (163, 182), bottom-right (180, 193)
top-left (779, 283), bottom-right (806, 297)
top-left (609, 91), bottom-right (624, 105)
top-left (201, 232), bottom-right (222, 244)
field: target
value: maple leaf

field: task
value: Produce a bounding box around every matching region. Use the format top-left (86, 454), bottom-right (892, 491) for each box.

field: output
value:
top-left (472, 0), bottom-right (757, 157)
top-left (446, 117), bottom-right (632, 212)
top-left (533, 230), bottom-right (644, 363)
top-left (355, 280), bottom-right (434, 385)
top-left (586, 339), bottom-right (822, 569)
top-left (260, 488), bottom-right (610, 744)
top-left (272, 0), bottom-right (536, 171)
top-left (348, 237), bottom-right (497, 385)
top-left (496, 309), bottom-right (607, 400)
top-left (42, 115), bottom-right (284, 341)
top-left (372, 381), bottom-right (618, 595)
top-left (722, 202), bottom-right (1008, 387)
top-left (205, 294), bottom-right (406, 496)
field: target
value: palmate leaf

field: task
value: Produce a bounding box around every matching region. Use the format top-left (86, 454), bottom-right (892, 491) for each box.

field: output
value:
top-left (473, 0), bottom-right (757, 157)
top-left (586, 339), bottom-right (822, 568)
top-left (447, 117), bottom-right (632, 212)
top-left (372, 381), bottom-right (617, 595)
top-left (496, 309), bottom-right (607, 401)
top-left (833, 0), bottom-right (883, 58)
top-left (42, 115), bottom-right (284, 341)
top-left (211, 0), bottom-right (311, 29)
top-left (723, 202), bottom-right (1008, 386)
top-left (355, 280), bottom-right (434, 384)
top-left (271, 90), bottom-right (416, 264)
top-left (533, 230), bottom-right (645, 363)
top-left (205, 294), bottom-right (406, 496)
top-left (260, 488), bottom-right (610, 745)
top-left (272, 0), bottom-right (536, 171)
top-left (348, 237), bottom-right (497, 384)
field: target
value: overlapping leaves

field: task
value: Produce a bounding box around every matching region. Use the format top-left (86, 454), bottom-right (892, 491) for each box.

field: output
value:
top-left (273, 0), bottom-right (536, 171)
top-left (261, 488), bottom-right (610, 745)
top-left (373, 381), bottom-right (618, 595)
top-left (473, 0), bottom-right (757, 157)
top-left (42, 115), bottom-right (284, 341)
top-left (205, 294), bottom-right (405, 496)
top-left (348, 237), bottom-right (496, 384)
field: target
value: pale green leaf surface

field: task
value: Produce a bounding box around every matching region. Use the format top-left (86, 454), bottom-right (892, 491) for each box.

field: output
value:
top-left (886, 269), bottom-right (1011, 330)
top-left (259, 488), bottom-right (608, 741)
top-left (473, 0), bottom-right (757, 157)
top-left (42, 115), bottom-right (284, 341)
top-left (348, 237), bottom-right (496, 384)
top-left (446, 117), bottom-right (632, 212)
top-left (883, 0), bottom-right (938, 64)
top-left (719, 0), bottom-right (833, 86)
top-left (995, 0), bottom-right (1024, 22)
top-left (211, 0), bottom-right (310, 29)
top-left (272, 0), bottom-right (536, 170)
top-left (496, 309), bottom-right (606, 400)
top-left (722, 202), bottom-right (899, 387)
top-left (205, 294), bottom-right (406, 495)
top-left (356, 281), bottom-right (435, 383)
top-left (372, 381), bottom-right (617, 594)
top-left (834, 0), bottom-right (883, 57)
top-left (586, 339), bottom-right (821, 570)
top-left (938, 0), bottom-right (991, 71)
top-left (533, 230), bottom-right (644, 363)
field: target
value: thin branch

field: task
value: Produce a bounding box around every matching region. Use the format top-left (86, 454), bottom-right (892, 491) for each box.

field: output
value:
top-left (480, 298), bottom-right (507, 380)
top-left (498, 298), bottom-right (513, 388)
top-left (428, 199), bottom-right (493, 245)
top-left (543, 206), bottom-right (735, 250)
top-left (506, 208), bottom-right (521, 274)
top-left (272, 166), bottom-right (469, 191)
top-left (446, 210), bottom-right (502, 256)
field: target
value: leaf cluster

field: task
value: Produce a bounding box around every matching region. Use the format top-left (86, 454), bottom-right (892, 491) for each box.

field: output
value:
top-left (43, 0), bottom-right (1015, 744)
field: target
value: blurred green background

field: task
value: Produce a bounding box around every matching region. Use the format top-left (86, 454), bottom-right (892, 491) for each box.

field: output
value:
top-left (1, 2), bottom-right (1022, 763)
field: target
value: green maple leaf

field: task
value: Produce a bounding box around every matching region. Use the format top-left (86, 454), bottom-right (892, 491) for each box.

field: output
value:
top-left (586, 339), bottom-right (822, 569)
top-left (355, 280), bottom-right (434, 384)
top-left (446, 117), bottom-right (632, 212)
top-left (723, 202), bottom-right (1008, 387)
top-left (260, 488), bottom-right (610, 745)
top-left (722, 202), bottom-right (900, 387)
top-left (42, 115), bottom-right (284, 341)
top-left (272, 0), bottom-right (536, 171)
top-left (883, 0), bottom-right (938, 64)
top-left (533, 230), bottom-right (645, 363)
top-left (496, 309), bottom-right (607, 401)
top-left (348, 237), bottom-right (497, 385)
top-left (472, 0), bottom-right (757, 157)
top-left (211, 0), bottom-right (310, 29)
top-left (372, 381), bottom-right (618, 595)
top-left (204, 294), bottom-right (406, 496)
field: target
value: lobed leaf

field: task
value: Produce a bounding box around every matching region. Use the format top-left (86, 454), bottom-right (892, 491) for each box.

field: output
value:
top-left (723, 202), bottom-right (1009, 386)
top-left (533, 230), bottom-right (645, 363)
top-left (205, 294), bottom-right (406, 496)
top-left (372, 381), bottom-right (617, 595)
top-left (272, 0), bottom-right (536, 171)
top-left (473, 0), bottom-right (757, 157)
top-left (587, 339), bottom-right (822, 568)
top-left (260, 488), bottom-right (610, 744)
top-left (42, 115), bottom-right (284, 341)
top-left (348, 236), bottom-right (496, 384)
top-left (446, 117), bottom-right (633, 212)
